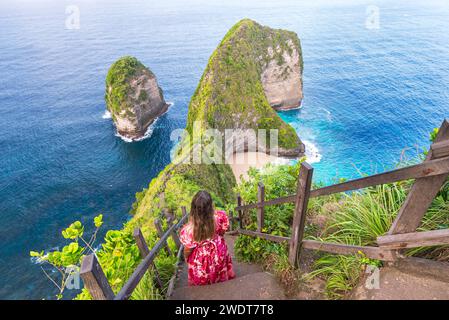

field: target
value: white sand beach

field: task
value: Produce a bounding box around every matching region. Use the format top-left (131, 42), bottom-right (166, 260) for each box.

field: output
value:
top-left (227, 152), bottom-right (292, 182)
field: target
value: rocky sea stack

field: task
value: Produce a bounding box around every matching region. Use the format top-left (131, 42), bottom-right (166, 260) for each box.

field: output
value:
top-left (131, 19), bottom-right (306, 224)
top-left (105, 56), bottom-right (168, 140)
top-left (186, 19), bottom-right (305, 157)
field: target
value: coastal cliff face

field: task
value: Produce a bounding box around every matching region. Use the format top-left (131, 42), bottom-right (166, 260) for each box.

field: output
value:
top-left (105, 56), bottom-right (168, 140)
top-left (261, 39), bottom-right (303, 111)
top-left (186, 19), bottom-right (305, 157)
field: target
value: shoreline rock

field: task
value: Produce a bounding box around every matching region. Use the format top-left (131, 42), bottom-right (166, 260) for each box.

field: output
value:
top-left (105, 56), bottom-right (168, 141)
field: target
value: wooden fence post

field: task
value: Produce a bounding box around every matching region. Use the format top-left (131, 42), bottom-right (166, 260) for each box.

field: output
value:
top-left (237, 194), bottom-right (243, 229)
top-left (229, 209), bottom-right (234, 231)
top-left (389, 119), bottom-right (449, 235)
top-left (181, 206), bottom-right (187, 217)
top-left (288, 162), bottom-right (314, 266)
top-left (165, 215), bottom-right (182, 249)
top-left (179, 206), bottom-right (188, 262)
top-left (133, 228), bottom-right (150, 257)
top-left (155, 219), bottom-right (173, 256)
top-left (257, 182), bottom-right (265, 232)
top-left (80, 254), bottom-right (114, 300)
top-left (163, 208), bottom-right (175, 224)
top-left (132, 228), bottom-right (163, 290)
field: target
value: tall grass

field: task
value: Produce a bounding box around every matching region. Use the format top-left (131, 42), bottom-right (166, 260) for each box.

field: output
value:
top-left (306, 181), bottom-right (449, 299)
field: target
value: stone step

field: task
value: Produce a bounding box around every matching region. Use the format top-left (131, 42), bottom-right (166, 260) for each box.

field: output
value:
top-left (169, 234), bottom-right (285, 300)
top-left (350, 258), bottom-right (449, 300)
top-left (174, 258), bottom-right (263, 289)
top-left (170, 271), bottom-right (285, 300)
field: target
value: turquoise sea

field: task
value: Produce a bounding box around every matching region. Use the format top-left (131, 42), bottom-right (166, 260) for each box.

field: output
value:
top-left (0, 0), bottom-right (448, 299)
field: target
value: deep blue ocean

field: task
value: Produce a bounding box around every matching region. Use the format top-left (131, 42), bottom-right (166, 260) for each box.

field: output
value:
top-left (0, 0), bottom-right (448, 299)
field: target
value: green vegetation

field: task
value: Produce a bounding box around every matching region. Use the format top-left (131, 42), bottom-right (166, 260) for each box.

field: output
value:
top-left (30, 216), bottom-right (103, 299)
top-left (186, 19), bottom-right (303, 152)
top-left (234, 127), bottom-right (449, 299)
top-left (131, 162), bottom-right (236, 224)
top-left (105, 56), bottom-right (152, 116)
top-left (31, 159), bottom-right (235, 299)
top-left (32, 16), bottom-right (446, 300)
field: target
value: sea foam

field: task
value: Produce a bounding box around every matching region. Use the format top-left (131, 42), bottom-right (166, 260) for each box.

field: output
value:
top-left (303, 140), bottom-right (322, 164)
top-left (102, 110), bottom-right (112, 119)
top-left (114, 102), bottom-right (173, 143)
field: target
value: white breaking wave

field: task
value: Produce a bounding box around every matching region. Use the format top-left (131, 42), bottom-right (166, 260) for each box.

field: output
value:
top-left (303, 140), bottom-right (322, 164)
top-left (114, 102), bottom-right (174, 143)
top-left (115, 117), bottom-right (159, 143)
top-left (102, 110), bottom-right (112, 119)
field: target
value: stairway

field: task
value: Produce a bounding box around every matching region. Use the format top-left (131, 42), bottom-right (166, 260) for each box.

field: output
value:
top-left (169, 235), bottom-right (286, 300)
top-left (350, 257), bottom-right (449, 300)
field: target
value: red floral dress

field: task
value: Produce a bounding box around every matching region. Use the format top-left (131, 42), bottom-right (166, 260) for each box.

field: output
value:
top-left (179, 210), bottom-right (235, 286)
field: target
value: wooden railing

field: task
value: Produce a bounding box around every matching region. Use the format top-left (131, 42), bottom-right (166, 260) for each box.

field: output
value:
top-left (80, 206), bottom-right (188, 300)
top-left (235, 119), bottom-right (449, 266)
top-left (80, 119), bottom-right (449, 299)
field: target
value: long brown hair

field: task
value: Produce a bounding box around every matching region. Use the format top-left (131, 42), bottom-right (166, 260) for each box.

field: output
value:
top-left (190, 190), bottom-right (215, 242)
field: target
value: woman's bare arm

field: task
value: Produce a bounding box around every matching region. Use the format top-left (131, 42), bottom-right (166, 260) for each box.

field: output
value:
top-left (184, 247), bottom-right (193, 261)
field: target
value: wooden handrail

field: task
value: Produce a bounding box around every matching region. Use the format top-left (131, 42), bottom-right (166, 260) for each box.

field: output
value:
top-left (80, 254), bottom-right (115, 300)
top-left (235, 156), bottom-right (449, 211)
top-left (235, 194), bottom-right (296, 211)
top-left (238, 229), bottom-right (290, 243)
top-left (431, 140), bottom-right (449, 159)
top-left (301, 240), bottom-right (397, 261)
top-left (389, 120), bottom-right (449, 234)
top-left (310, 156), bottom-right (449, 198)
top-left (114, 213), bottom-right (188, 300)
top-left (81, 211), bottom-right (188, 300)
top-left (132, 227), bottom-right (163, 289)
top-left (377, 229), bottom-right (449, 249)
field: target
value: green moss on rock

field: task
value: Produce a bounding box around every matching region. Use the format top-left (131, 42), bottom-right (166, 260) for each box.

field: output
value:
top-left (105, 56), bottom-right (150, 115)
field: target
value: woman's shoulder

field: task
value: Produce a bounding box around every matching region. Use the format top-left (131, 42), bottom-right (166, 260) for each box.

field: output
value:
top-left (180, 223), bottom-right (197, 248)
top-left (214, 210), bottom-right (228, 223)
top-left (215, 210), bottom-right (227, 217)
top-left (214, 210), bottom-right (229, 234)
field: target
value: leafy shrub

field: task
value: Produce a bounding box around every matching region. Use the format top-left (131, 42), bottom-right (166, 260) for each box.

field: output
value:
top-left (32, 213), bottom-right (180, 300)
top-left (30, 215), bottom-right (104, 299)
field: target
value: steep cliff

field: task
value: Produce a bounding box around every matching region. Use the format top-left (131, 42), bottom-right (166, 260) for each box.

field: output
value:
top-left (186, 19), bottom-right (305, 157)
top-left (105, 56), bottom-right (168, 140)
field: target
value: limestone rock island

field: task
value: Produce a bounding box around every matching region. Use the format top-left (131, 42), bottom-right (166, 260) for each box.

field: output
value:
top-left (186, 19), bottom-right (305, 157)
top-left (105, 56), bottom-right (168, 140)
